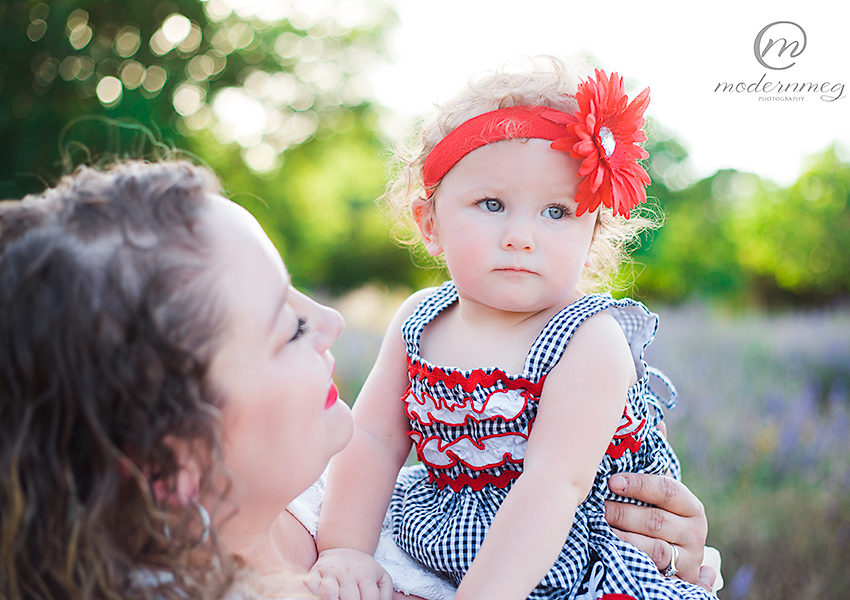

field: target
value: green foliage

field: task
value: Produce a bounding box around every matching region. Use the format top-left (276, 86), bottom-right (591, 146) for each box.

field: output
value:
top-left (631, 143), bottom-right (850, 307)
top-left (0, 0), bottom-right (393, 193)
top-left (0, 0), bottom-right (417, 292)
top-left (634, 170), bottom-right (753, 302)
top-left (2, 0), bottom-right (209, 196)
top-left (198, 109), bottom-right (417, 293)
top-left (731, 147), bottom-right (850, 304)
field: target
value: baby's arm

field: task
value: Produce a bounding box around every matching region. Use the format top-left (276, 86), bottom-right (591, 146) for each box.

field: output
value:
top-left (455, 312), bottom-right (635, 600)
top-left (313, 291), bottom-right (430, 599)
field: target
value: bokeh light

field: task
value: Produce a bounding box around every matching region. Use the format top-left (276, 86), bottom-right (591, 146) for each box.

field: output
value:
top-left (26, 19), bottom-right (47, 42)
top-left (161, 13), bottom-right (192, 46)
top-left (119, 60), bottom-right (145, 89)
top-left (173, 83), bottom-right (205, 116)
top-left (141, 65), bottom-right (167, 95)
top-left (114, 26), bottom-right (141, 58)
top-left (66, 10), bottom-right (92, 50)
top-left (243, 142), bottom-right (279, 173)
top-left (96, 76), bottom-right (123, 106)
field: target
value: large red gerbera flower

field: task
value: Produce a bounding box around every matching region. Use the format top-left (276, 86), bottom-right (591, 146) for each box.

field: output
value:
top-left (549, 70), bottom-right (651, 218)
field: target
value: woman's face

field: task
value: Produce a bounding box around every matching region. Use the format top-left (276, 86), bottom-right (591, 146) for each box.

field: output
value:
top-left (203, 196), bottom-right (352, 514)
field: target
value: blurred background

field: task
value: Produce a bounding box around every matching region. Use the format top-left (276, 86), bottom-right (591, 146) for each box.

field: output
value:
top-left (1, 1), bottom-right (848, 598)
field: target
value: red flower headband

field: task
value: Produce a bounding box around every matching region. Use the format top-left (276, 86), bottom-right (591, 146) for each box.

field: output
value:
top-left (422, 69), bottom-right (651, 218)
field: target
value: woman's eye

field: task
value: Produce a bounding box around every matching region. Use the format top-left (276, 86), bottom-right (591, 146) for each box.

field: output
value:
top-left (478, 198), bottom-right (503, 213)
top-left (290, 317), bottom-right (308, 341)
top-left (543, 205), bottom-right (567, 220)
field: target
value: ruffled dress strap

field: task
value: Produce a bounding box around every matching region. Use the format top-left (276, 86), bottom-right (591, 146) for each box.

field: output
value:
top-left (518, 293), bottom-right (681, 488)
top-left (522, 293), bottom-right (669, 384)
top-left (400, 281), bottom-right (458, 358)
top-left (606, 301), bottom-right (678, 413)
top-left (534, 295), bottom-right (676, 410)
top-left (522, 293), bottom-right (620, 380)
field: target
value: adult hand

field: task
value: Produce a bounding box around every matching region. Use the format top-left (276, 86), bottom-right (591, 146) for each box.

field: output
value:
top-left (604, 472), bottom-right (716, 591)
top-left (310, 547), bottom-right (394, 600)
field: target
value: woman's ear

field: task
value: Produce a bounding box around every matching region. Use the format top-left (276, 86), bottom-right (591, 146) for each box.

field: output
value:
top-left (411, 197), bottom-right (442, 257)
top-left (153, 436), bottom-right (202, 506)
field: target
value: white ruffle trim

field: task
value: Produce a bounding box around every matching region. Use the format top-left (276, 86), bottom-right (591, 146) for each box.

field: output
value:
top-left (404, 388), bottom-right (530, 426)
top-left (409, 430), bottom-right (527, 469)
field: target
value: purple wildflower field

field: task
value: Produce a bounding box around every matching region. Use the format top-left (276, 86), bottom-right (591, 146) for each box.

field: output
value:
top-left (332, 296), bottom-right (850, 600)
top-left (647, 305), bottom-right (850, 599)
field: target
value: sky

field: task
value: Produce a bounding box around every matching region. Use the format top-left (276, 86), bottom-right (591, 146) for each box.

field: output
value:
top-left (368, 0), bottom-right (849, 187)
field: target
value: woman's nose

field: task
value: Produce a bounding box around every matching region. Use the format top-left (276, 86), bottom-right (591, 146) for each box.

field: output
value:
top-left (310, 302), bottom-right (344, 353)
top-left (290, 288), bottom-right (345, 352)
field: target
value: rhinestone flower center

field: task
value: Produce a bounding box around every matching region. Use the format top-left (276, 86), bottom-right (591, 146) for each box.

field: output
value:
top-left (598, 126), bottom-right (616, 158)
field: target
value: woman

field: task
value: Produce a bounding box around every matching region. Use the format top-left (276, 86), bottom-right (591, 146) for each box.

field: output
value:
top-left (0, 161), bottom-right (716, 599)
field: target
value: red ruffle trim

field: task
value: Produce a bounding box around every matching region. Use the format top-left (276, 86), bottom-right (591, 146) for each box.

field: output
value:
top-left (407, 355), bottom-right (545, 396)
top-left (429, 469), bottom-right (522, 492)
top-left (605, 405), bottom-right (646, 458)
top-left (606, 434), bottom-right (642, 459)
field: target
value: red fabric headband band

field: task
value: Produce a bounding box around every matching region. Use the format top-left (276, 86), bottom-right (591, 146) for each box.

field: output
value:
top-left (419, 69), bottom-right (652, 218)
top-left (422, 106), bottom-right (570, 199)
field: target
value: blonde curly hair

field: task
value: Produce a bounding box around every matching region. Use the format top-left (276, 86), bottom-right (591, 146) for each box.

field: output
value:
top-left (381, 55), bottom-right (658, 293)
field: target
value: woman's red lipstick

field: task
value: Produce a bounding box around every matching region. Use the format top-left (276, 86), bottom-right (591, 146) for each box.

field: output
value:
top-left (325, 382), bottom-right (339, 410)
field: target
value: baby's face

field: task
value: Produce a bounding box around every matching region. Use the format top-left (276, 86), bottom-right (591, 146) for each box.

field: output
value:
top-left (422, 139), bottom-right (597, 314)
top-left (203, 196), bottom-right (352, 512)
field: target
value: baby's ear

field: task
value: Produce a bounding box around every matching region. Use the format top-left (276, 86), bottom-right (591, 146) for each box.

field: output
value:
top-left (411, 197), bottom-right (442, 257)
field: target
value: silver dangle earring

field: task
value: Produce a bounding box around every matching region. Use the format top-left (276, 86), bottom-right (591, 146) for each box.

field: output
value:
top-left (192, 499), bottom-right (211, 544)
top-left (162, 500), bottom-right (211, 544)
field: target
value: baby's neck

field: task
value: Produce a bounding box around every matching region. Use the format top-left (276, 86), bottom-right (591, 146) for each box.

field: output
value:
top-left (420, 293), bottom-right (581, 373)
top-left (456, 298), bottom-right (555, 330)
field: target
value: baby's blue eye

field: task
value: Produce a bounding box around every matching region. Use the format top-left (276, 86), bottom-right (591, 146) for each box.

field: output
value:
top-left (478, 198), bottom-right (503, 212)
top-left (543, 205), bottom-right (567, 220)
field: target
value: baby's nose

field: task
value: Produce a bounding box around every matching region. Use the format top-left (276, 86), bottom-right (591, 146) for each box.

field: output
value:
top-left (501, 221), bottom-right (535, 252)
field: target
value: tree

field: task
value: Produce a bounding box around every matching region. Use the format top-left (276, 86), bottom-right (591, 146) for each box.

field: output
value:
top-left (1, 0), bottom-right (421, 292)
top-left (631, 141), bottom-right (850, 306)
top-left (731, 146), bottom-right (850, 304)
top-left (632, 169), bottom-right (755, 302)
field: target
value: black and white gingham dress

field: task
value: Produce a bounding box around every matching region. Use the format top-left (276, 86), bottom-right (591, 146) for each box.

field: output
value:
top-left (388, 282), bottom-right (712, 599)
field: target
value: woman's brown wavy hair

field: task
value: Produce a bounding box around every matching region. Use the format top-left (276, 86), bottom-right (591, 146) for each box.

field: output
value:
top-left (0, 161), bottom-right (236, 599)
